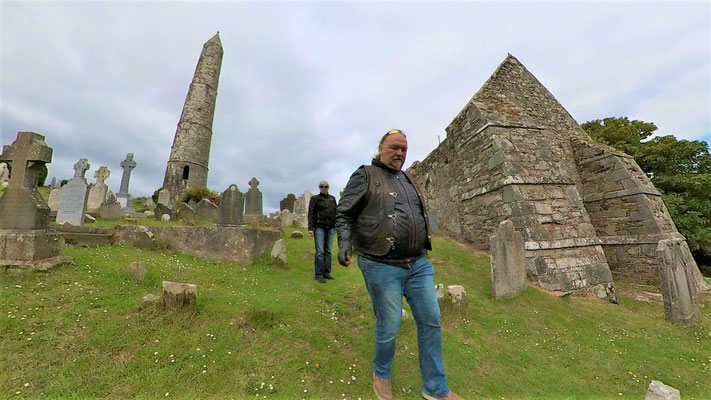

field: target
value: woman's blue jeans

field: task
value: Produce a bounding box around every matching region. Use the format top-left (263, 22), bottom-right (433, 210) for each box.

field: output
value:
top-left (314, 227), bottom-right (335, 278)
top-left (358, 255), bottom-right (449, 398)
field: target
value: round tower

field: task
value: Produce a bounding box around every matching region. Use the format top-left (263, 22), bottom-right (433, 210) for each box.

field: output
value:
top-left (163, 32), bottom-right (223, 202)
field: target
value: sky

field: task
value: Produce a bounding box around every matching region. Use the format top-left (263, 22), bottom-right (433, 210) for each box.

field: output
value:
top-left (1, 1), bottom-right (709, 213)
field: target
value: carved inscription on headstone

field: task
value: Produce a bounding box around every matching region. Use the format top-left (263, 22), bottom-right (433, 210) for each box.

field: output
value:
top-left (217, 184), bottom-right (244, 226)
top-left (56, 158), bottom-right (90, 226)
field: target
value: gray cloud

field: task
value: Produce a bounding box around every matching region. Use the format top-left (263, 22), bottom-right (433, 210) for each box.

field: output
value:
top-left (2, 1), bottom-right (708, 212)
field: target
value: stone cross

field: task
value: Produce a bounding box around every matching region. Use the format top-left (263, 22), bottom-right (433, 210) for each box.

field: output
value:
top-left (118, 153), bottom-right (136, 196)
top-left (73, 158), bottom-right (90, 179)
top-left (94, 166), bottom-right (110, 185)
top-left (0, 132), bottom-right (53, 229)
top-left (249, 177), bottom-right (259, 190)
top-left (0, 131), bottom-right (52, 190)
top-left (244, 177), bottom-right (263, 216)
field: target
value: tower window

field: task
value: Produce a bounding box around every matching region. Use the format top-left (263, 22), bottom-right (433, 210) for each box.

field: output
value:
top-left (182, 165), bottom-right (190, 180)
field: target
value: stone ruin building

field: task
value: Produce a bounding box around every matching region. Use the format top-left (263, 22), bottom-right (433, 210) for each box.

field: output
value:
top-left (162, 33), bottom-right (223, 203)
top-left (408, 54), bottom-right (707, 300)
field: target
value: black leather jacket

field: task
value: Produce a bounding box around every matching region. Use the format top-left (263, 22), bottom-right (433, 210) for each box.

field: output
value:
top-left (336, 159), bottom-right (431, 267)
top-left (307, 193), bottom-right (337, 230)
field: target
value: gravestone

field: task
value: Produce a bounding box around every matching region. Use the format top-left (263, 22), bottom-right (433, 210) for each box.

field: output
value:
top-left (154, 203), bottom-right (174, 221)
top-left (146, 198), bottom-right (155, 209)
top-left (87, 166), bottom-right (110, 214)
top-left (271, 239), bottom-right (287, 263)
top-left (116, 153), bottom-right (136, 210)
top-left (158, 188), bottom-right (172, 207)
top-left (98, 192), bottom-right (123, 219)
top-left (280, 193), bottom-right (296, 212)
top-left (293, 190), bottom-right (312, 227)
top-left (56, 158), bottom-right (90, 226)
top-left (162, 281), bottom-right (197, 310)
top-left (428, 211), bottom-right (439, 234)
top-left (195, 198), bottom-right (218, 222)
top-left (244, 177), bottom-right (263, 216)
top-left (177, 202), bottom-right (195, 222)
top-left (217, 184), bottom-right (244, 226)
top-left (0, 162), bottom-right (9, 184)
top-left (657, 239), bottom-right (700, 324)
top-left (0, 131), bottom-right (68, 269)
top-left (47, 187), bottom-right (62, 212)
top-left (281, 209), bottom-right (294, 227)
top-left (49, 176), bottom-right (56, 188)
top-left (447, 285), bottom-right (468, 309)
top-left (490, 220), bottom-right (527, 299)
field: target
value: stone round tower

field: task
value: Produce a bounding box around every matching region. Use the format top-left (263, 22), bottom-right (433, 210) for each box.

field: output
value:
top-left (163, 32), bottom-right (223, 202)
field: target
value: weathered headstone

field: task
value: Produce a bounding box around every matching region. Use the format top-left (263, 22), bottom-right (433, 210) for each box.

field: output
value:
top-left (195, 198), bottom-right (218, 222)
top-left (177, 202), bottom-right (195, 222)
top-left (154, 203), bottom-right (174, 221)
top-left (657, 239), bottom-right (700, 324)
top-left (217, 184), bottom-right (244, 226)
top-left (56, 158), bottom-right (90, 226)
top-left (157, 188), bottom-right (172, 207)
top-left (271, 239), bottom-right (287, 263)
top-left (280, 193), bottom-right (296, 212)
top-left (290, 230), bottom-right (304, 239)
top-left (146, 198), bottom-right (155, 209)
top-left (98, 191), bottom-right (123, 219)
top-left (162, 281), bottom-right (197, 310)
top-left (47, 187), bottom-right (62, 212)
top-left (49, 176), bottom-right (56, 188)
top-left (428, 211), bottom-right (439, 234)
top-left (161, 214), bottom-right (171, 222)
top-left (645, 381), bottom-right (680, 400)
top-left (293, 190), bottom-right (312, 227)
top-left (281, 209), bottom-right (294, 227)
top-left (0, 162), bottom-right (9, 184)
top-left (244, 177), bottom-right (263, 216)
top-left (116, 153), bottom-right (136, 211)
top-left (490, 220), bottom-right (527, 299)
top-left (0, 131), bottom-right (68, 269)
top-left (87, 166), bottom-right (110, 214)
top-left (53, 177), bottom-right (62, 188)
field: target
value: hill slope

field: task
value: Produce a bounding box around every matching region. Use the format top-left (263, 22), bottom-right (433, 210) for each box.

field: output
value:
top-left (1, 229), bottom-right (709, 399)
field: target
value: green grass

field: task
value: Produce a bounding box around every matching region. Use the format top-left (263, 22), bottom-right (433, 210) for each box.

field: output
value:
top-left (1, 230), bottom-right (710, 399)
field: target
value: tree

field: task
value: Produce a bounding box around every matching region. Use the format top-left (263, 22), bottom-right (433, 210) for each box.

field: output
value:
top-left (582, 117), bottom-right (711, 263)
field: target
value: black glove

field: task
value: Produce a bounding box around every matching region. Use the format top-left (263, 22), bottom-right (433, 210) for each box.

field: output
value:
top-left (338, 243), bottom-right (352, 267)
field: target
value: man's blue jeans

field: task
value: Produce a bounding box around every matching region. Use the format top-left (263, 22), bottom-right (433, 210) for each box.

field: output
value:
top-left (357, 255), bottom-right (449, 398)
top-left (314, 227), bottom-right (335, 278)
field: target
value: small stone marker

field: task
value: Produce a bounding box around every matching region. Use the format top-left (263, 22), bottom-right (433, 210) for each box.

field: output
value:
top-left (244, 177), bottom-right (263, 216)
top-left (435, 283), bottom-right (445, 309)
top-left (293, 190), bottom-right (312, 227)
top-left (645, 380), bottom-right (680, 400)
top-left (280, 193), bottom-right (296, 212)
top-left (56, 158), bottom-right (90, 226)
top-left (447, 285), bottom-right (467, 309)
top-left (161, 214), bottom-right (171, 221)
top-left (490, 220), bottom-right (527, 299)
top-left (195, 198), bottom-right (218, 222)
top-left (281, 209), bottom-right (294, 227)
top-left (98, 192), bottom-right (122, 219)
top-left (657, 239), bottom-right (700, 324)
top-left (49, 176), bottom-right (56, 187)
top-left (217, 184), bottom-right (244, 226)
top-left (271, 239), bottom-right (287, 263)
top-left (144, 210), bottom-right (155, 217)
top-left (127, 262), bottom-right (147, 281)
top-left (86, 166), bottom-right (110, 214)
top-left (290, 230), bottom-right (304, 239)
top-left (146, 198), bottom-right (155, 209)
top-left (141, 293), bottom-right (161, 309)
top-left (162, 281), bottom-right (197, 309)
top-left (177, 202), bottom-right (195, 222)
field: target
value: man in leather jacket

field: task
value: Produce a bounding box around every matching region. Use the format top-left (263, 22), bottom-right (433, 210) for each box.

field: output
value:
top-left (335, 129), bottom-right (462, 400)
top-left (308, 180), bottom-right (338, 283)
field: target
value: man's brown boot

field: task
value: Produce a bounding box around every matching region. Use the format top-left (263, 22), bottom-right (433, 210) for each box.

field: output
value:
top-left (373, 374), bottom-right (393, 400)
top-left (422, 390), bottom-right (464, 400)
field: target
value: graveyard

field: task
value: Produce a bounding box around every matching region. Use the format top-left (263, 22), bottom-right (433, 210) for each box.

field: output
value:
top-left (1, 17), bottom-right (710, 400)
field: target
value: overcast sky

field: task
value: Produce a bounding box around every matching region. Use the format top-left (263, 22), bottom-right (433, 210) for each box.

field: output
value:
top-left (1, 1), bottom-right (709, 212)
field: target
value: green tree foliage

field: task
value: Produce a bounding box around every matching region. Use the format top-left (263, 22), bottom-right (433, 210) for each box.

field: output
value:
top-left (582, 117), bottom-right (711, 262)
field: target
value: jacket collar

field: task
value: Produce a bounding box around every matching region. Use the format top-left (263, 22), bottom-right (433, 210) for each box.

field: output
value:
top-left (371, 158), bottom-right (401, 174)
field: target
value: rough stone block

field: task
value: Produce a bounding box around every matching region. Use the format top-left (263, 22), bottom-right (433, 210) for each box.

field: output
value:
top-left (127, 262), bottom-right (147, 281)
top-left (490, 220), bottom-right (527, 299)
top-left (657, 239), bottom-right (700, 324)
top-left (141, 294), bottom-right (160, 309)
top-left (271, 239), bottom-right (287, 263)
top-left (645, 381), bottom-right (680, 400)
top-left (162, 281), bottom-right (197, 310)
top-left (290, 231), bottom-right (304, 239)
top-left (447, 285), bottom-right (467, 309)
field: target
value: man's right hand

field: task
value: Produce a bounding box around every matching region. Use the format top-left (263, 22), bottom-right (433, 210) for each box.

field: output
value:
top-left (308, 230), bottom-right (314, 237)
top-left (338, 244), bottom-right (353, 266)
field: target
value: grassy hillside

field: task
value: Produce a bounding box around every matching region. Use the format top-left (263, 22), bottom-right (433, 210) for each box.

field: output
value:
top-left (1, 229), bottom-right (710, 399)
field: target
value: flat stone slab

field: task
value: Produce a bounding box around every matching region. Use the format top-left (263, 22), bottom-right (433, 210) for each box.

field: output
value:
top-left (114, 226), bottom-right (280, 264)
